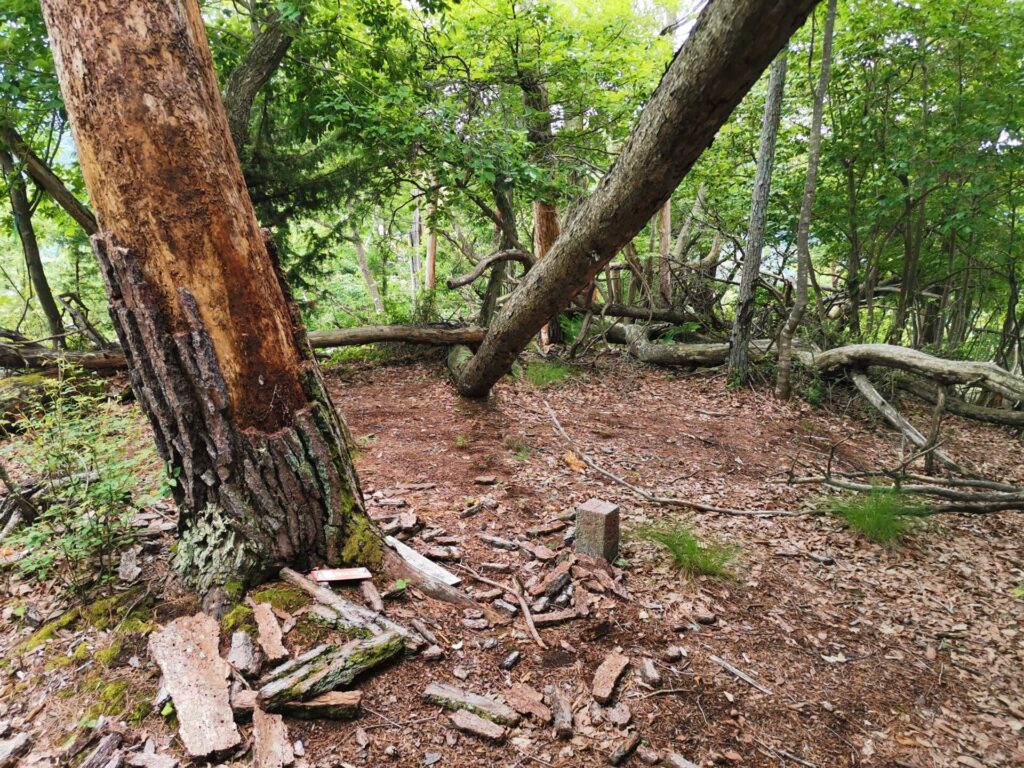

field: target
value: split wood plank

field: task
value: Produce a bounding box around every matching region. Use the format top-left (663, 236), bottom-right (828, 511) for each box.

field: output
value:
top-left (249, 600), bottom-right (289, 662)
top-left (253, 708), bottom-right (294, 768)
top-left (385, 536), bottom-right (461, 585)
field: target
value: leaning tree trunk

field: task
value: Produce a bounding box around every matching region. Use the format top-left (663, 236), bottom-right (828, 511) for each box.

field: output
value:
top-left (775, 0), bottom-right (835, 400)
top-left (40, 0), bottom-right (381, 593)
top-left (448, 0), bottom-right (818, 397)
top-left (727, 51), bottom-right (787, 385)
top-left (0, 148), bottom-right (65, 346)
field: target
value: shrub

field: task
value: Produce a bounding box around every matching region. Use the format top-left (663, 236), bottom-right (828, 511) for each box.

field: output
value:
top-left (830, 488), bottom-right (922, 545)
top-left (636, 522), bottom-right (736, 578)
top-left (6, 366), bottom-right (154, 590)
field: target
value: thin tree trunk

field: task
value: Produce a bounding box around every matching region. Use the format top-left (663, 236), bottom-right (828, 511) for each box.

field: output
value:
top-left (775, 0), bottom-right (835, 400)
top-left (656, 201), bottom-right (672, 306)
top-left (1, 127), bottom-right (97, 234)
top-left (727, 51), bottom-right (787, 385)
top-left (40, 0), bottom-right (381, 592)
top-left (0, 148), bottom-right (64, 346)
top-left (425, 202), bottom-right (438, 291)
top-left (449, 0), bottom-right (817, 397)
top-left (534, 200), bottom-right (563, 344)
top-left (351, 230), bottom-right (385, 316)
top-left (479, 183), bottom-right (517, 325)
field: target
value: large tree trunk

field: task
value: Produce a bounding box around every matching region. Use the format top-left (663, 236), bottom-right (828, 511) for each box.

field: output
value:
top-left (40, 0), bottom-right (381, 593)
top-left (448, 0), bottom-right (818, 397)
top-left (775, 0), bottom-right (836, 400)
top-left (0, 127), bottom-right (97, 235)
top-left (0, 148), bottom-right (65, 345)
top-left (727, 51), bottom-right (787, 384)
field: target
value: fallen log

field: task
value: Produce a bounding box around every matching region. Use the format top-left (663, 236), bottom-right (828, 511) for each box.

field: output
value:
top-left (0, 325), bottom-right (487, 372)
top-left (257, 631), bottom-right (403, 710)
top-left (895, 376), bottom-right (1024, 428)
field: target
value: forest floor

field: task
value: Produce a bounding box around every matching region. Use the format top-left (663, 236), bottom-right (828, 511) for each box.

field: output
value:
top-left (1, 353), bottom-right (1022, 768)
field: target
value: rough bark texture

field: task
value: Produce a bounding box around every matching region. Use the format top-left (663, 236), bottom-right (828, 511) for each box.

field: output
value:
top-left (728, 51), bottom-right (787, 384)
top-left (449, 0), bottom-right (818, 397)
top-left (776, 0), bottom-right (835, 400)
top-left (40, 0), bottom-right (380, 591)
top-left (223, 14), bottom-right (295, 155)
top-left (0, 126), bottom-right (97, 234)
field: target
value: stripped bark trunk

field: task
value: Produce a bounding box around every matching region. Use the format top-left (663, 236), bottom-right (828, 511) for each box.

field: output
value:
top-left (775, 0), bottom-right (835, 400)
top-left (728, 51), bottom-right (787, 384)
top-left (534, 201), bottom-right (563, 344)
top-left (40, 0), bottom-right (382, 592)
top-left (0, 148), bottom-right (64, 346)
top-left (448, 0), bottom-right (818, 397)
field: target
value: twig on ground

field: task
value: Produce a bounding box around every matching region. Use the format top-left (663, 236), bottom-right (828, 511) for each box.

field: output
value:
top-left (544, 400), bottom-right (799, 518)
top-left (456, 565), bottom-right (548, 649)
top-left (708, 654), bottom-right (772, 695)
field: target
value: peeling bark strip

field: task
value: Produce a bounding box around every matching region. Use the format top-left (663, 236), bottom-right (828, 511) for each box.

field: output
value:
top-left (449, 0), bottom-right (820, 396)
top-left (148, 614), bottom-right (241, 758)
top-left (40, 0), bottom-right (378, 590)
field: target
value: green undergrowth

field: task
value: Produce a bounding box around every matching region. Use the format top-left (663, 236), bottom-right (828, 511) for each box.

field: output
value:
top-left (829, 488), bottom-right (923, 546)
top-left (635, 522), bottom-right (737, 579)
top-left (521, 360), bottom-right (577, 388)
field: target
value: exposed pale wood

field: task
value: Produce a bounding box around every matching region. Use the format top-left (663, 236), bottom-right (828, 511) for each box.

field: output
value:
top-left (422, 682), bottom-right (520, 725)
top-left (148, 614), bottom-right (241, 757)
top-left (709, 654), bottom-right (772, 695)
top-left (815, 344), bottom-right (1024, 402)
top-left (384, 536), bottom-right (461, 586)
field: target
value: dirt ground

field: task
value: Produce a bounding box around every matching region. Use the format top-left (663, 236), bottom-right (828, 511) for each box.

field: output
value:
top-left (2, 354), bottom-right (1022, 768)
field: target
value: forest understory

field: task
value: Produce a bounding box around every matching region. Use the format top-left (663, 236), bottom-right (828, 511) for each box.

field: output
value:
top-left (1, 354), bottom-right (1021, 768)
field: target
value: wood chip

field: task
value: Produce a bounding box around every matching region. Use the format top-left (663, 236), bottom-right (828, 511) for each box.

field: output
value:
top-left (550, 691), bottom-right (573, 739)
top-left (592, 652), bottom-right (630, 704)
top-left (506, 683), bottom-right (552, 723)
top-left (226, 631), bottom-right (262, 677)
top-left (385, 536), bottom-right (461, 586)
top-left (282, 690), bottom-right (362, 720)
top-left (608, 732), bottom-right (641, 765)
top-left (639, 657), bottom-right (662, 687)
top-left (253, 708), bottom-right (294, 768)
top-left (448, 709), bottom-right (507, 742)
top-left (422, 682), bottom-right (520, 725)
top-left (308, 567), bottom-right (372, 583)
top-left (533, 609), bottom-right (578, 628)
top-left (148, 614), bottom-right (240, 758)
top-left (249, 601), bottom-right (290, 662)
top-left (80, 734), bottom-right (123, 768)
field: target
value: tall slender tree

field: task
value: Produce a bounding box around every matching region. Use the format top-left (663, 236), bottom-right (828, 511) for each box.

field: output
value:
top-left (727, 51), bottom-right (788, 384)
top-left (39, 0), bottom-right (381, 593)
top-left (776, 0), bottom-right (837, 400)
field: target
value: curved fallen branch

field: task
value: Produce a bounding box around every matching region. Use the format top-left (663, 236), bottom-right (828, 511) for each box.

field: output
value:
top-left (446, 249), bottom-right (534, 289)
top-left (618, 324), bottom-right (774, 366)
top-left (814, 344), bottom-right (1024, 403)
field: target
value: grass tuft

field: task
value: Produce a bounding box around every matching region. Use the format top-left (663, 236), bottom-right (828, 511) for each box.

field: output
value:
top-left (830, 488), bottom-right (922, 545)
top-left (521, 360), bottom-right (576, 388)
top-left (636, 523), bottom-right (736, 578)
